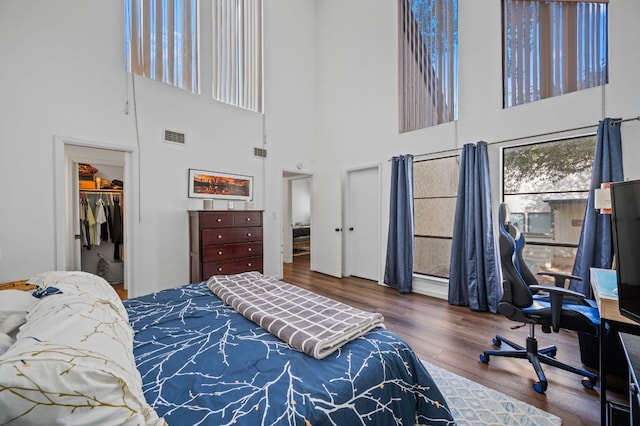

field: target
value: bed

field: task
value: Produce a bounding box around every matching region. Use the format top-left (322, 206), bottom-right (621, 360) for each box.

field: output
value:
top-left (0, 271), bottom-right (454, 425)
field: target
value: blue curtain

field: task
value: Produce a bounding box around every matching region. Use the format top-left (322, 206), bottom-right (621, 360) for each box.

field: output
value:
top-left (448, 142), bottom-right (500, 313)
top-left (571, 118), bottom-right (624, 297)
top-left (384, 155), bottom-right (414, 294)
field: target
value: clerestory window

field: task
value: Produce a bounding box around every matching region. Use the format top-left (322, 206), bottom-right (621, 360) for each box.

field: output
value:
top-left (502, 0), bottom-right (608, 108)
top-left (125, 0), bottom-right (200, 93)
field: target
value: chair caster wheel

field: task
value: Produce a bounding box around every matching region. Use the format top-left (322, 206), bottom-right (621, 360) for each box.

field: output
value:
top-left (582, 377), bottom-right (596, 389)
top-left (479, 354), bottom-right (489, 364)
top-left (533, 381), bottom-right (547, 393)
top-left (492, 338), bottom-right (501, 347)
top-left (548, 349), bottom-right (557, 357)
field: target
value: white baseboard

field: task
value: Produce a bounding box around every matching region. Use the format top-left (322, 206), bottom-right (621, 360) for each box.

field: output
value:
top-left (376, 275), bottom-right (449, 300)
top-left (412, 275), bottom-right (449, 300)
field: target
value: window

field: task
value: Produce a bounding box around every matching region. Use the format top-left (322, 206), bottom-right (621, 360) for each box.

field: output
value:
top-left (212, 0), bottom-right (263, 113)
top-left (502, 135), bottom-right (596, 284)
top-left (413, 156), bottom-right (459, 278)
top-left (125, 0), bottom-right (200, 93)
top-left (502, 0), bottom-right (608, 108)
top-left (398, 0), bottom-right (458, 132)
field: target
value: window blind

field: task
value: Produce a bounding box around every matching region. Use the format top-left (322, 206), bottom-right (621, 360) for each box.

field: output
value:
top-left (125, 0), bottom-right (199, 93)
top-left (503, 0), bottom-right (608, 108)
top-left (212, 0), bottom-right (263, 113)
top-left (398, 0), bottom-right (458, 133)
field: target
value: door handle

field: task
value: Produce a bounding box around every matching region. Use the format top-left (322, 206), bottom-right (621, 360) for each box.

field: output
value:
top-left (349, 227), bottom-right (354, 231)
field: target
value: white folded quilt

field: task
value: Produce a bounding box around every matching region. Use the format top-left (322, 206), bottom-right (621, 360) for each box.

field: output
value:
top-left (207, 272), bottom-right (385, 359)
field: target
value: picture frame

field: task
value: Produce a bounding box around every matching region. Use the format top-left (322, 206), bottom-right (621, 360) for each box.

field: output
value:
top-left (188, 169), bottom-right (253, 201)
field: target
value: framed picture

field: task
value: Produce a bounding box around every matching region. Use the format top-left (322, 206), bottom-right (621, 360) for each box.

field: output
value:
top-left (188, 169), bottom-right (253, 201)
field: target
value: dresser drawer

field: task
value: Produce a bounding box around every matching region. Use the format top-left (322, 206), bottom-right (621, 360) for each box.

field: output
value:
top-left (203, 256), bottom-right (263, 278)
top-left (202, 227), bottom-right (262, 245)
top-left (202, 242), bottom-right (263, 263)
top-left (233, 211), bottom-right (262, 227)
top-left (198, 211), bottom-right (234, 228)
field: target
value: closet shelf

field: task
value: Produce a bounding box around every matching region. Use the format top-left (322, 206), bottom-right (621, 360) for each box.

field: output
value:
top-left (79, 189), bottom-right (123, 193)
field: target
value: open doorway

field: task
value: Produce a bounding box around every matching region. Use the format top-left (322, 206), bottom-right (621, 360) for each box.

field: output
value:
top-left (77, 159), bottom-right (125, 293)
top-left (282, 171), bottom-right (312, 269)
top-left (54, 136), bottom-right (138, 298)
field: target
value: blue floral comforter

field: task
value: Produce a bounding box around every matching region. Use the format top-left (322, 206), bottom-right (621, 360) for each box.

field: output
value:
top-left (124, 282), bottom-right (454, 425)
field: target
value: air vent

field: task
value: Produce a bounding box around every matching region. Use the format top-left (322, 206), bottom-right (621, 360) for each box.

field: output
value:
top-left (164, 129), bottom-right (186, 145)
top-left (254, 147), bottom-right (267, 158)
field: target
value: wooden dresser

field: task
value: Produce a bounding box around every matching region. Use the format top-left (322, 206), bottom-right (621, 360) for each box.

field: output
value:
top-left (189, 210), bottom-right (263, 282)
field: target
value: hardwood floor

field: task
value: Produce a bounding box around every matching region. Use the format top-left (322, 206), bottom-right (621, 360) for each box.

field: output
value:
top-left (283, 254), bottom-right (623, 426)
top-left (112, 282), bottom-right (127, 300)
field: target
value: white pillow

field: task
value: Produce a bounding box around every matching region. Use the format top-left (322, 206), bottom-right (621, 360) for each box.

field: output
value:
top-left (0, 290), bottom-right (37, 338)
top-left (27, 271), bottom-right (128, 322)
top-left (0, 293), bottom-right (164, 425)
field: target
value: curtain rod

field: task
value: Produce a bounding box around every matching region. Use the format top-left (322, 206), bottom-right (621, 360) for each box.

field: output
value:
top-left (392, 115), bottom-right (640, 161)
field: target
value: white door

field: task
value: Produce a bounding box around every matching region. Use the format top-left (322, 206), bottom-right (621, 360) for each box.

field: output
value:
top-left (346, 166), bottom-right (380, 281)
top-left (310, 171), bottom-right (342, 277)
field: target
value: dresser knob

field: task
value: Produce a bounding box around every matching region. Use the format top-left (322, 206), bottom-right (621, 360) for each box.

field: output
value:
top-left (246, 217), bottom-right (251, 222)
top-left (247, 233), bottom-right (252, 237)
top-left (217, 218), bottom-right (222, 222)
top-left (248, 247), bottom-right (252, 252)
top-left (248, 263), bottom-right (252, 267)
top-left (217, 235), bottom-right (223, 239)
top-left (218, 267), bottom-right (223, 272)
top-left (218, 251), bottom-right (223, 255)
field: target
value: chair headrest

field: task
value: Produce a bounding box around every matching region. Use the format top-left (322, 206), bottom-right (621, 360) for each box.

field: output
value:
top-left (499, 203), bottom-right (512, 227)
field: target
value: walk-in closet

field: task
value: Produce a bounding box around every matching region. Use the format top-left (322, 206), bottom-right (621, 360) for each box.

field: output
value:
top-left (78, 162), bottom-right (125, 287)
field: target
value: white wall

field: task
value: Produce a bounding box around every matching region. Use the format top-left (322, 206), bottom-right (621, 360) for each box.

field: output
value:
top-left (0, 0), bottom-right (316, 296)
top-left (314, 0), bottom-right (640, 173)
top-left (1, 0), bottom-right (638, 297)
top-left (291, 178), bottom-right (311, 225)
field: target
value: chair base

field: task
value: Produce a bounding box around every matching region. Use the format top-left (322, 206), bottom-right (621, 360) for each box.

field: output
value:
top-left (480, 334), bottom-right (598, 393)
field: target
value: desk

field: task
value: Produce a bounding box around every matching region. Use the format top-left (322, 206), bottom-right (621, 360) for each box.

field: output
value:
top-left (591, 267), bottom-right (639, 426)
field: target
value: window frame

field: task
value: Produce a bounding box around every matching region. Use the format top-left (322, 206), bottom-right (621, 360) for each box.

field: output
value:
top-left (501, 134), bottom-right (597, 283)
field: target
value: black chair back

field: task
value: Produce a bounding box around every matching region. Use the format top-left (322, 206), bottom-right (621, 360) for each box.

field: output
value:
top-left (498, 203), bottom-right (533, 309)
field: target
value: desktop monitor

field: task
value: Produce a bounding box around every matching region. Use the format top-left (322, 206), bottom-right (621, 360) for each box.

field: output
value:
top-left (610, 179), bottom-right (640, 324)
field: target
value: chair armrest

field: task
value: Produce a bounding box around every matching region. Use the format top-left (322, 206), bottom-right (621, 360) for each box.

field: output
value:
top-left (529, 285), bottom-right (590, 332)
top-left (529, 285), bottom-right (586, 300)
top-left (537, 271), bottom-right (582, 288)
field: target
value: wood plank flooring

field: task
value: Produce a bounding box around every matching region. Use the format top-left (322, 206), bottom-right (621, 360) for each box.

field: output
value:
top-left (283, 255), bottom-right (623, 426)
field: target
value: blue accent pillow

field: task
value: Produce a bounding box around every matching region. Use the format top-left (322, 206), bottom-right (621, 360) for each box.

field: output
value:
top-left (32, 287), bottom-right (63, 298)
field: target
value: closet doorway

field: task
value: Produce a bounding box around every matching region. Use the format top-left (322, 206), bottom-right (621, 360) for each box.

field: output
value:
top-left (77, 159), bottom-right (125, 288)
top-left (54, 136), bottom-right (138, 296)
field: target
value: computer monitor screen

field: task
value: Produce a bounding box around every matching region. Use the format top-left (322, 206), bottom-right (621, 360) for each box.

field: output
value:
top-left (611, 179), bottom-right (640, 324)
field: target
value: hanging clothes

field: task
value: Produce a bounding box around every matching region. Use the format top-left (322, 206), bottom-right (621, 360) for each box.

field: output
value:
top-left (94, 198), bottom-right (107, 245)
top-left (101, 202), bottom-right (111, 242)
top-left (79, 195), bottom-right (90, 248)
top-left (111, 196), bottom-right (123, 261)
top-left (86, 200), bottom-right (97, 247)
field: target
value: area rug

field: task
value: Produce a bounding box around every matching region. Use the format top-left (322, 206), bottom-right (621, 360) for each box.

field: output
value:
top-left (422, 360), bottom-right (562, 425)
